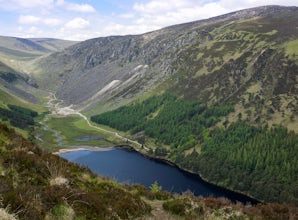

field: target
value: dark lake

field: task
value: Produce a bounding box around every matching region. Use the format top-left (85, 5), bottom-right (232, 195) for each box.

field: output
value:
top-left (60, 148), bottom-right (258, 204)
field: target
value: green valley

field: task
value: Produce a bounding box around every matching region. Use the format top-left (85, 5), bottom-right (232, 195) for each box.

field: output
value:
top-left (0, 5), bottom-right (297, 219)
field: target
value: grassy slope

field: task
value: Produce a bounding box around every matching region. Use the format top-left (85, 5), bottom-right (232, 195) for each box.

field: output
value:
top-left (0, 123), bottom-right (151, 219)
top-left (0, 61), bottom-right (19, 77)
top-left (28, 38), bottom-right (77, 52)
top-left (0, 89), bottom-right (43, 112)
top-left (0, 36), bottom-right (76, 57)
top-left (37, 113), bottom-right (148, 152)
top-left (0, 36), bottom-right (77, 90)
top-left (164, 12), bottom-right (298, 133)
top-left (84, 9), bottom-right (297, 134)
top-left (38, 115), bottom-right (119, 151)
top-left (0, 88), bottom-right (46, 138)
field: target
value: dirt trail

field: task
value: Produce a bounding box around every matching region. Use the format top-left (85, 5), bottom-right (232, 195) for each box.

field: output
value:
top-left (46, 93), bottom-right (148, 150)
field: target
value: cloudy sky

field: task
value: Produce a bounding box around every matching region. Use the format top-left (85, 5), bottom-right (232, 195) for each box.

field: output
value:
top-left (0, 0), bottom-right (297, 41)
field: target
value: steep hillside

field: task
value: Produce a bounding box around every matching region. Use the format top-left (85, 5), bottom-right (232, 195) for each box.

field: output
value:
top-left (28, 38), bottom-right (78, 52)
top-left (1, 123), bottom-right (297, 219)
top-left (0, 123), bottom-right (150, 219)
top-left (33, 6), bottom-right (297, 130)
top-left (0, 61), bottom-right (39, 103)
top-left (0, 36), bottom-right (76, 105)
top-left (91, 93), bottom-right (298, 205)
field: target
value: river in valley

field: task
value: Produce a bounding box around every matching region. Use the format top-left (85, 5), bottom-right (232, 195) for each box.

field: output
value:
top-left (60, 147), bottom-right (259, 204)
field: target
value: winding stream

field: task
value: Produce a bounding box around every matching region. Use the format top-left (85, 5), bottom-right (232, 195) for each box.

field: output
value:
top-left (45, 92), bottom-right (145, 149)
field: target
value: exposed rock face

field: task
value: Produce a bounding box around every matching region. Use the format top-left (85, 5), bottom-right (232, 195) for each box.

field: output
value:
top-left (33, 6), bottom-right (297, 118)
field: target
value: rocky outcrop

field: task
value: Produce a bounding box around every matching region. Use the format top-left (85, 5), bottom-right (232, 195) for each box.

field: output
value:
top-left (33, 6), bottom-right (298, 115)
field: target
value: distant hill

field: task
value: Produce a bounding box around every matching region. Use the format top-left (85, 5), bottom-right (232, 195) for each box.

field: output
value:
top-left (0, 36), bottom-right (77, 105)
top-left (0, 60), bottom-right (39, 103)
top-left (28, 38), bottom-right (79, 52)
top-left (0, 36), bottom-right (77, 59)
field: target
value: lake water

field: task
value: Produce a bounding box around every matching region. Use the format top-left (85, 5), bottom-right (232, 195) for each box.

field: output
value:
top-left (60, 148), bottom-right (258, 204)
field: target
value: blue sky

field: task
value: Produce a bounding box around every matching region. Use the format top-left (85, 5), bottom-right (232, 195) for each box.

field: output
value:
top-left (0, 0), bottom-right (297, 41)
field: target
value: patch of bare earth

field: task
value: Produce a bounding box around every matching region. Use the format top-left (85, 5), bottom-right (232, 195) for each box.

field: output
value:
top-left (138, 200), bottom-right (180, 220)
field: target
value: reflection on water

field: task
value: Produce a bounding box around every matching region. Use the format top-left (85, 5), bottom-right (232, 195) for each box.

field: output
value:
top-left (60, 148), bottom-right (259, 204)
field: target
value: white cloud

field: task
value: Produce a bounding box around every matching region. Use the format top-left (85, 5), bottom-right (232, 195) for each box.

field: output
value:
top-left (129, 0), bottom-right (298, 34)
top-left (56, 0), bottom-right (95, 13)
top-left (18, 15), bottom-right (40, 25)
top-left (18, 15), bottom-right (61, 26)
top-left (2, 0), bottom-right (298, 41)
top-left (27, 26), bottom-right (41, 33)
top-left (218, 0), bottom-right (298, 9)
top-left (17, 0), bottom-right (54, 8)
top-left (133, 0), bottom-right (192, 13)
top-left (16, 25), bottom-right (44, 38)
top-left (65, 17), bottom-right (90, 29)
top-left (95, 21), bottom-right (161, 38)
top-left (66, 3), bottom-right (96, 13)
top-left (132, 1), bottom-right (229, 28)
top-left (1, 0), bottom-right (54, 9)
top-left (120, 13), bottom-right (135, 19)
top-left (55, 26), bottom-right (101, 41)
top-left (56, 0), bottom-right (65, 6)
top-left (44, 18), bottom-right (61, 26)
top-left (68, 0), bottom-right (298, 40)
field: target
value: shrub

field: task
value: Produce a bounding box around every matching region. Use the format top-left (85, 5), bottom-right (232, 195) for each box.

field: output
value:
top-left (47, 204), bottom-right (75, 220)
top-left (163, 198), bottom-right (191, 216)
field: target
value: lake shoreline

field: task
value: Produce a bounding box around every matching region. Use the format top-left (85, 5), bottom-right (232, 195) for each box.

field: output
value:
top-left (115, 145), bottom-right (261, 205)
top-left (54, 144), bottom-right (261, 204)
top-left (53, 146), bottom-right (114, 155)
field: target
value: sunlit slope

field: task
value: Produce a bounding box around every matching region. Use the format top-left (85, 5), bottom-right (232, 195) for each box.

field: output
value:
top-left (0, 36), bottom-right (77, 105)
top-left (32, 6), bottom-right (297, 132)
top-left (0, 36), bottom-right (76, 60)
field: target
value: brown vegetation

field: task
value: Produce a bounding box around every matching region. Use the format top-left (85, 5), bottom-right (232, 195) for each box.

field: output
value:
top-left (0, 123), bottom-right (297, 219)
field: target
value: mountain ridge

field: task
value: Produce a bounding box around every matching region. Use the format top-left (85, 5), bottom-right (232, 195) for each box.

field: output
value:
top-left (0, 5), bottom-right (297, 208)
top-left (31, 5), bottom-right (297, 132)
top-left (0, 36), bottom-right (77, 53)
